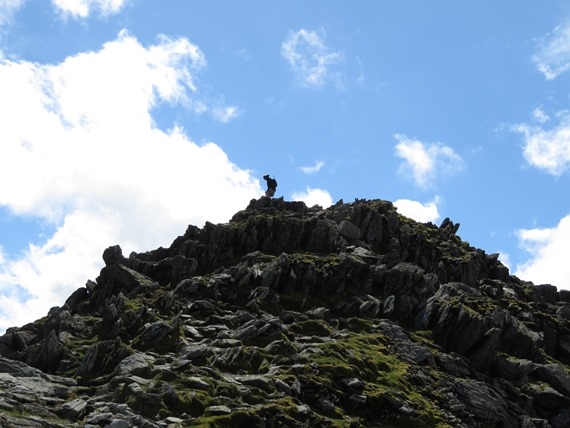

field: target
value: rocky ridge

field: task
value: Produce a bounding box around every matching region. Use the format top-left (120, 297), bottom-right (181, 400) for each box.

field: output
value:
top-left (0, 197), bottom-right (570, 427)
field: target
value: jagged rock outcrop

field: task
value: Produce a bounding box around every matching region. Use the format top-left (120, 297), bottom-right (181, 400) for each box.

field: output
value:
top-left (1, 197), bottom-right (570, 427)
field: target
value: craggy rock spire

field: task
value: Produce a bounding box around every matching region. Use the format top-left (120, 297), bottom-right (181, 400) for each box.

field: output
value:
top-left (1, 197), bottom-right (570, 427)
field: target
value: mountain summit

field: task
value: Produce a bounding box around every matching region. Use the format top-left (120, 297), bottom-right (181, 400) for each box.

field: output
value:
top-left (1, 197), bottom-right (569, 427)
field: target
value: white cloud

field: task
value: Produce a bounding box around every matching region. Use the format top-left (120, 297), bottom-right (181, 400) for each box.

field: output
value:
top-left (532, 23), bottom-right (570, 80)
top-left (0, 31), bottom-right (262, 333)
top-left (515, 214), bottom-right (570, 289)
top-left (212, 105), bottom-right (240, 123)
top-left (281, 28), bottom-right (343, 88)
top-left (52, 0), bottom-right (129, 18)
top-left (291, 187), bottom-right (333, 208)
top-left (0, 0), bottom-right (25, 26)
top-left (394, 133), bottom-right (465, 189)
top-left (533, 107), bottom-right (550, 124)
top-left (394, 198), bottom-right (440, 223)
top-left (300, 160), bottom-right (325, 174)
top-left (513, 113), bottom-right (570, 176)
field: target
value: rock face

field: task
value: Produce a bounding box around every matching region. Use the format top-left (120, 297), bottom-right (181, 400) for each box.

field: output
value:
top-left (1, 197), bottom-right (570, 427)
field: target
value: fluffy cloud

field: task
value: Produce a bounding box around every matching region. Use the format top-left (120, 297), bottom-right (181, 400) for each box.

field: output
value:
top-left (52, 0), bottom-right (129, 18)
top-left (0, 31), bottom-right (261, 333)
top-left (291, 187), bottom-right (333, 208)
top-left (515, 214), bottom-right (570, 289)
top-left (281, 28), bottom-right (343, 88)
top-left (513, 113), bottom-right (570, 176)
top-left (394, 134), bottom-right (465, 189)
top-left (532, 23), bottom-right (570, 80)
top-left (394, 198), bottom-right (440, 224)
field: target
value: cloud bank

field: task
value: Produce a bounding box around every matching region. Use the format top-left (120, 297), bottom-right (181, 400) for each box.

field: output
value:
top-left (0, 31), bottom-right (261, 333)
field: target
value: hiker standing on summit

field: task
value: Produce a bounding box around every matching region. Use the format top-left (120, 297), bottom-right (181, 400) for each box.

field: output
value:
top-left (263, 174), bottom-right (277, 197)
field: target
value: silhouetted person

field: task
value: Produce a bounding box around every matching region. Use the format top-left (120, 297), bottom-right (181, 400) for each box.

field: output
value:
top-left (263, 174), bottom-right (278, 197)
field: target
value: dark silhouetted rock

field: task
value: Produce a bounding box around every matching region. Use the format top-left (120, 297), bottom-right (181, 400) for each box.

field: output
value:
top-left (0, 197), bottom-right (568, 427)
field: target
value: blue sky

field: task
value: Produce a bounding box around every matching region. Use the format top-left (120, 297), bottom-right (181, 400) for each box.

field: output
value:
top-left (1, 1), bottom-right (570, 333)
